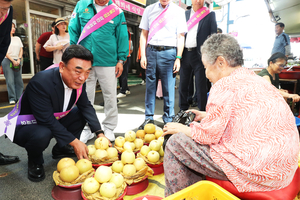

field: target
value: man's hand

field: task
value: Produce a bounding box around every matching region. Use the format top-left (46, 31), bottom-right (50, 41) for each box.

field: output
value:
top-left (36, 55), bottom-right (40, 61)
top-left (173, 59), bottom-right (180, 73)
top-left (140, 56), bottom-right (147, 69)
top-left (97, 133), bottom-right (112, 147)
top-left (69, 138), bottom-right (89, 160)
top-left (115, 62), bottom-right (123, 78)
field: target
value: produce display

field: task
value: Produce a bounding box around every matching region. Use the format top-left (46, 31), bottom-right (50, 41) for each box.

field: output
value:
top-left (114, 131), bottom-right (144, 153)
top-left (81, 166), bottom-right (127, 200)
top-left (114, 150), bottom-right (154, 185)
top-left (137, 138), bottom-right (164, 165)
top-left (53, 158), bottom-right (95, 186)
top-left (138, 123), bottom-right (163, 144)
top-left (88, 137), bottom-right (119, 164)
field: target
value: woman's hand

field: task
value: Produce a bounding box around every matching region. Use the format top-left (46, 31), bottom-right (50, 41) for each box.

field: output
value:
top-left (13, 60), bottom-right (19, 66)
top-left (56, 45), bottom-right (64, 50)
top-left (162, 122), bottom-right (191, 138)
top-left (188, 109), bottom-right (206, 122)
top-left (289, 94), bottom-right (300, 102)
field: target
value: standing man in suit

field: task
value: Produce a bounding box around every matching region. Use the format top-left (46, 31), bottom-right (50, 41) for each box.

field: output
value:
top-left (0, 0), bottom-right (20, 166)
top-left (10, 45), bottom-right (107, 182)
top-left (138, 0), bottom-right (187, 129)
top-left (179, 0), bottom-right (217, 111)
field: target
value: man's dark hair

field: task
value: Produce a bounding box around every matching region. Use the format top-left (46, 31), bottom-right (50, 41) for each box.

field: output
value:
top-left (62, 45), bottom-right (93, 65)
top-left (217, 28), bottom-right (223, 33)
top-left (268, 52), bottom-right (286, 66)
top-left (275, 22), bottom-right (285, 28)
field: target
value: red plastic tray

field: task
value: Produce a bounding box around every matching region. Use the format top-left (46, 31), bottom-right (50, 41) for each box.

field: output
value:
top-left (92, 162), bottom-right (112, 169)
top-left (52, 185), bottom-right (82, 200)
top-left (147, 162), bottom-right (164, 175)
top-left (81, 186), bottom-right (127, 200)
top-left (126, 177), bottom-right (149, 195)
top-left (133, 195), bottom-right (163, 200)
top-left (278, 69), bottom-right (300, 79)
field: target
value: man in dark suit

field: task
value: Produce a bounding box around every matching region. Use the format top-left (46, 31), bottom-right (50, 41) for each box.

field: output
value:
top-left (0, 0), bottom-right (20, 166)
top-left (179, 0), bottom-right (217, 111)
top-left (13, 45), bottom-right (107, 182)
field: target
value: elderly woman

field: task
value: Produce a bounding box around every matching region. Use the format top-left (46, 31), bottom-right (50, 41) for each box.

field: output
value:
top-left (258, 52), bottom-right (300, 102)
top-left (162, 34), bottom-right (299, 196)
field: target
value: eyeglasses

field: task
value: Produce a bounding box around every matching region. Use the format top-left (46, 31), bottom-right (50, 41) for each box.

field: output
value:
top-left (274, 63), bottom-right (286, 68)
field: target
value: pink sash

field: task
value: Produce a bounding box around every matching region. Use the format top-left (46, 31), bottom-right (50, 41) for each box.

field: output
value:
top-left (147, 7), bottom-right (173, 44)
top-left (187, 7), bottom-right (210, 31)
top-left (0, 64), bottom-right (82, 141)
top-left (0, 9), bottom-right (9, 25)
top-left (77, 3), bottom-right (120, 44)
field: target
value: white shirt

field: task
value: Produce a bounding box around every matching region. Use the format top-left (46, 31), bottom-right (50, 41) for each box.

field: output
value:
top-left (94, 0), bottom-right (108, 12)
top-left (60, 75), bottom-right (73, 112)
top-left (139, 2), bottom-right (187, 47)
top-left (6, 36), bottom-right (23, 59)
top-left (185, 8), bottom-right (199, 48)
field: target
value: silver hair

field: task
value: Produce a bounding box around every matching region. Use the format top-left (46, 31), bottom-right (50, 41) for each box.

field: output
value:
top-left (200, 34), bottom-right (244, 67)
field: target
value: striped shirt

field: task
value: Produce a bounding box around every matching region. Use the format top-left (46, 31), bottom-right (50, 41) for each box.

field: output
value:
top-left (190, 67), bottom-right (299, 192)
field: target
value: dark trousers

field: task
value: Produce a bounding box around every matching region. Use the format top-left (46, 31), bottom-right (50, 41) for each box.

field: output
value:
top-left (179, 49), bottom-right (208, 111)
top-left (40, 56), bottom-right (53, 71)
top-left (119, 57), bottom-right (131, 94)
top-left (13, 107), bottom-right (86, 164)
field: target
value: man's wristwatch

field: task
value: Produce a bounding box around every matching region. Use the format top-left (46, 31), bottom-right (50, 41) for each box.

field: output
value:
top-left (118, 60), bottom-right (124, 65)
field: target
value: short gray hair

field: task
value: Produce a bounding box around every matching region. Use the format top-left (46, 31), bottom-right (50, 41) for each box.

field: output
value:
top-left (201, 34), bottom-right (244, 67)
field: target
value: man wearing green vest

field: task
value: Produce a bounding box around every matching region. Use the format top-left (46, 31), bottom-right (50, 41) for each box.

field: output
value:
top-left (69, 0), bottom-right (129, 142)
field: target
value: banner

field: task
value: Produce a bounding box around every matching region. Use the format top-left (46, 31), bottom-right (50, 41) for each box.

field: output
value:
top-left (113, 0), bottom-right (145, 16)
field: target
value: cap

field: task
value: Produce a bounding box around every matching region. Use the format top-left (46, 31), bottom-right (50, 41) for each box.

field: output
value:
top-left (55, 18), bottom-right (67, 26)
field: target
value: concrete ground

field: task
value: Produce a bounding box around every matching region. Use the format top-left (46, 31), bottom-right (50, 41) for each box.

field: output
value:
top-left (0, 80), bottom-right (181, 200)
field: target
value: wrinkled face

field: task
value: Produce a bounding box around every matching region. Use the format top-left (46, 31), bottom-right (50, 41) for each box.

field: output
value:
top-left (10, 23), bottom-right (15, 34)
top-left (59, 58), bottom-right (92, 89)
top-left (159, 0), bottom-right (171, 8)
top-left (275, 25), bottom-right (284, 35)
top-left (56, 22), bottom-right (67, 32)
top-left (202, 55), bottom-right (222, 84)
top-left (95, 0), bottom-right (109, 6)
top-left (0, 0), bottom-right (11, 19)
top-left (270, 59), bottom-right (286, 74)
top-left (192, 0), bottom-right (204, 7)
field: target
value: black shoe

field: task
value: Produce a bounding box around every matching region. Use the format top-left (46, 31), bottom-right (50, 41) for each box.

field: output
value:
top-left (0, 153), bottom-right (20, 165)
top-left (191, 101), bottom-right (198, 107)
top-left (138, 119), bottom-right (154, 130)
top-left (28, 161), bottom-right (45, 182)
top-left (52, 144), bottom-right (76, 159)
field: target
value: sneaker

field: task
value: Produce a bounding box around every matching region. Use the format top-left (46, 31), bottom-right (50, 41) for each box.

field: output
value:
top-left (117, 93), bottom-right (126, 98)
top-left (140, 80), bottom-right (146, 85)
top-left (80, 127), bottom-right (95, 143)
top-left (138, 119), bottom-right (154, 130)
top-left (104, 129), bottom-right (115, 142)
top-left (9, 100), bottom-right (15, 105)
top-left (125, 90), bottom-right (130, 95)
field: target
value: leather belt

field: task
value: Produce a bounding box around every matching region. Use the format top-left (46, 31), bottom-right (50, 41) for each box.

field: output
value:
top-left (185, 47), bottom-right (197, 51)
top-left (147, 44), bottom-right (176, 51)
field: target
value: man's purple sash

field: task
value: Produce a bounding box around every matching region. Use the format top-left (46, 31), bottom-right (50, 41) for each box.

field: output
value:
top-left (0, 64), bottom-right (82, 141)
top-left (77, 3), bottom-right (120, 44)
top-left (147, 7), bottom-right (173, 44)
top-left (187, 7), bottom-right (210, 31)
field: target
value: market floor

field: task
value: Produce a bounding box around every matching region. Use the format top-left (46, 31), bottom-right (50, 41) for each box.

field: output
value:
top-left (0, 81), bottom-right (181, 200)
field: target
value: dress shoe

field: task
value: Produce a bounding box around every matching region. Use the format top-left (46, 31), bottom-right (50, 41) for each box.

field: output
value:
top-left (28, 161), bottom-right (45, 182)
top-left (0, 153), bottom-right (20, 165)
top-left (138, 119), bottom-right (154, 130)
top-left (191, 101), bottom-right (198, 107)
top-left (52, 144), bottom-right (76, 159)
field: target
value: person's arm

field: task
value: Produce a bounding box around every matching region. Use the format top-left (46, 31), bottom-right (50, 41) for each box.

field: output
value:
top-left (0, 7), bottom-right (12, 62)
top-left (140, 29), bottom-right (148, 69)
top-left (16, 47), bottom-right (23, 66)
top-left (35, 42), bottom-right (41, 61)
top-left (44, 44), bottom-right (63, 52)
top-left (5, 53), bottom-right (17, 66)
top-left (173, 33), bottom-right (185, 73)
top-left (68, 2), bottom-right (81, 45)
top-left (285, 44), bottom-right (291, 57)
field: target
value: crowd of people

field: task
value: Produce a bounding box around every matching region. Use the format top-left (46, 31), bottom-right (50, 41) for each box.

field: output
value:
top-left (0, 0), bottom-right (299, 198)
